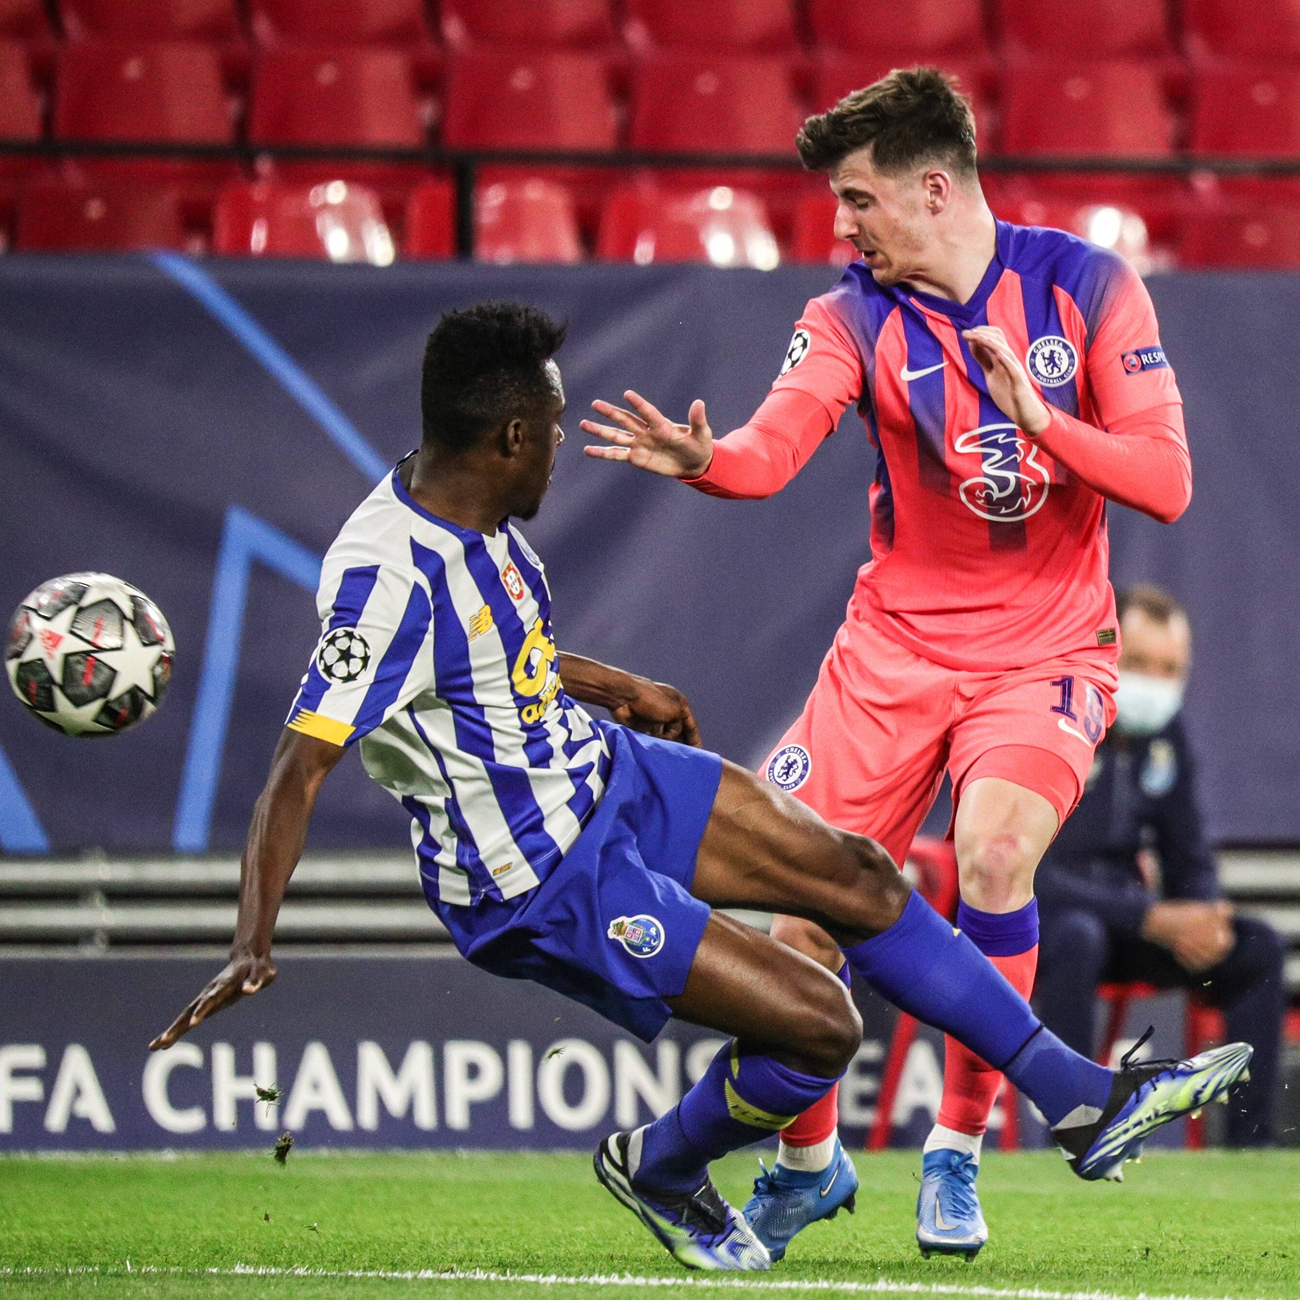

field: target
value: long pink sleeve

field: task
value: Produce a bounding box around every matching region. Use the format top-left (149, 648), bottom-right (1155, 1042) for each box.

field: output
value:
top-left (1034, 401), bottom-right (1191, 524)
top-left (682, 387), bottom-right (837, 500)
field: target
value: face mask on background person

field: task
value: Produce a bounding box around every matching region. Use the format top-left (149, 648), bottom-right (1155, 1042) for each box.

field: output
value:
top-left (1114, 671), bottom-right (1185, 736)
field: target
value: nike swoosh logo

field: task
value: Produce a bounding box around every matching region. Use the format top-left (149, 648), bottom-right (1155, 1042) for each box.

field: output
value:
top-left (900, 360), bottom-right (948, 382)
top-left (933, 1199), bottom-right (957, 1231)
top-left (1058, 718), bottom-right (1092, 746)
top-left (819, 1164), bottom-right (840, 1198)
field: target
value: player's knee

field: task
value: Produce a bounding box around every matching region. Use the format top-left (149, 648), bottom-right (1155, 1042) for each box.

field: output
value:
top-left (957, 829), bottom-right (1038, 910)
top-left (797, 972), bottom-right (862, 1077)
top-left (837, 833), bottom-right (909, 930)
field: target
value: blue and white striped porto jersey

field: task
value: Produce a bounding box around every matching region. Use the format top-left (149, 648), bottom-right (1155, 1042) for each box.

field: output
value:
top-left (285, 469), bottom-right (612, 907)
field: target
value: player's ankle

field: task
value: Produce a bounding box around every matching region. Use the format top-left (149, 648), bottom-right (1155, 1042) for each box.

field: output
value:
top-left (923, 1124), bottom-right (983, 1162)
top-left (777, 1134), bottom-right (837, 1173)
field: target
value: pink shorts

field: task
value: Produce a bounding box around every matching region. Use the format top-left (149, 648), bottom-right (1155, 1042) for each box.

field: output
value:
top-left (762, 613), bottom-right (1117, 868)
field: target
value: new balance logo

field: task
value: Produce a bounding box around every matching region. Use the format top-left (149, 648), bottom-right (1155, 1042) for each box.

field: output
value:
top-left (900, 360), bottom-right (948, 382)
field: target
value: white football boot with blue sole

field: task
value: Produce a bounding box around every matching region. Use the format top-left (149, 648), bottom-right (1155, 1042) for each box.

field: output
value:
top-left (594, 1129), bottom-right (771, 1271)
top-left (916, 1149), bottom-right (987, 1261)
top-left (741, 1138), bottom-right (859, 1262)
top-left (1052, 1038), bottom-right (1254, 1181)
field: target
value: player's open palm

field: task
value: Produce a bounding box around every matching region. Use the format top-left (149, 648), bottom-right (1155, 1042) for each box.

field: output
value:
top-left (149, 951), bottom-right (276, 1050)
top-left (581, 391), bottom-right (713, 479)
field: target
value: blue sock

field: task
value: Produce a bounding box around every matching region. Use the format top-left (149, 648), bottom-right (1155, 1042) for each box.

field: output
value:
top-left (633, 1042), bottom-right (837, 1194)
top-left (956, 896), bottom-right (1039, 956)
top-left (841, 890), bottom-right (1110, 1127)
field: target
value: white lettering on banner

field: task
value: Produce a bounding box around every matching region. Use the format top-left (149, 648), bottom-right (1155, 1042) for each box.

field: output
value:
top-left (356, 1042), bottom-right (435, 1131)
top-left (43, 1045), bottom-right (114, 1134)
top-left (507, 1040), bottom-right (534, 1131)
top-left (685, 1038), bottom-right (728, 1085)
top-left (284, 1042), bottom-right (354, 1131)
top-left (614, 1041), bottom-right (680, 1128)
top-left (212, 1042), bottom-right (277, 1131)
top-left (891, 1039), bottom-right (943, 1126)
top-left (0, 1045), bottom-right (45, 1132)
top-left (537, 1039), bottom-right (609, 1132)
top-left (142, 1043), bottom-right (205, 1133)
top-left (444, 1041), bottom-right (504, 1130)
top-left (838, 1041), bottom-right (884, 1126)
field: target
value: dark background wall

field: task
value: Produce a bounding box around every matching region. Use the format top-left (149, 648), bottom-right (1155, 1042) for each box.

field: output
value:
top-left (0, 258), bottom-right (1295, 851)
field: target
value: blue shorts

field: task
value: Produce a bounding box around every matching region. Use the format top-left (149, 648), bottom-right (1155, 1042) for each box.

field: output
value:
top-left (436, 724), bottom-right (722, 1042)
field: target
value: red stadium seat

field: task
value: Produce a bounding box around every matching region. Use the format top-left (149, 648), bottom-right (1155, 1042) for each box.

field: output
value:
top-left (403, 175), bottom-right (455, 258)
top-left (0, 39), bottom-right (40, 138)
top-left (440, 0), bottom-right (614, 50)
top-left (997, 0), bottom-right (1169, 59)
top-left (1179, 204), bottom-right (1300, 268)
top-left (442, 50), bottom-right (617, 151)
top-left (630, 53), bottom-right (803, 155)
top-left (475, 176), bottom-right (583, 264)
top-left (993, 173), bottom-right (1188, 252)
top-left (598, 181), bottom-right (781, 267)
top-left (622, 0), bottom-right (795, 53)
top-left (478, 163), bottom-right (625, 245)
top-left (0, 0), bottom-right (50, 39)
top-left (791, 189), bottom-right (857, 266)
top-left (60, 0), bottom-right (241, 41)
top-left (1001, 62), bottom-right (1176, 157)
top-left (53, 41), bottom-right (231, 142)
top-left (213, 177), bottom-right (397, 262)
top-left (1184, 0), bottom-right (1300, 61)
top-left (811, 52), bottom-right (994, 147)
top-left (14, 177), bottom-right (186, 250)
top-left (248, 48), bottom-right (422, 147)
top-left (808, 0), bottom-right (987, 58)
top-left (249, 0), bottom-right (430, 47)
top-left (1190, 66), bottom-right (1300, 158)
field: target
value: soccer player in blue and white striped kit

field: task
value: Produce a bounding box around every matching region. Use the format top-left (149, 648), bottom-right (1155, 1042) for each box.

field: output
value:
top-left (151, 302), bottom-right (1252, 1271)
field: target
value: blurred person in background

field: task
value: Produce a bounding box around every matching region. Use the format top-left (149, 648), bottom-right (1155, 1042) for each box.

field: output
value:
top-left (1035, 584), bottom-right (1285, 1146)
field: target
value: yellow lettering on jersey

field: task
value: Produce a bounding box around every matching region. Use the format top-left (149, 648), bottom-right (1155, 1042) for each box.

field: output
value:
top-left (287, 709), bottom-right (354, 746)
top-left (512, 618), bottom-right (557, 698)
top-left (467, 604), bottom-right (494, 641)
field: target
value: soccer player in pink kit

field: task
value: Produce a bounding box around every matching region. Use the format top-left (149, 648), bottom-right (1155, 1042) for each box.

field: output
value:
top-left (582, 69), bottom-right (1192, 1260)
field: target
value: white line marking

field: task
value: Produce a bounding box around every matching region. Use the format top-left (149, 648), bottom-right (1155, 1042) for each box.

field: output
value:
top-left (0, 1265), bottom-right (1277, 1300)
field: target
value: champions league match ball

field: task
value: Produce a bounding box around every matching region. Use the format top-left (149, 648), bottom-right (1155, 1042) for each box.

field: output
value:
top-left (5, 573), bottom-right (175, 737)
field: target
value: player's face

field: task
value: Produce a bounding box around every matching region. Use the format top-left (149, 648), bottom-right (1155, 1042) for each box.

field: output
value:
top-left (513, 361), bottom-right (566, 521)
top-left (1119, 608), bottom-right (1191, 682)
top-left (829, 149), bottom-right (939, 287)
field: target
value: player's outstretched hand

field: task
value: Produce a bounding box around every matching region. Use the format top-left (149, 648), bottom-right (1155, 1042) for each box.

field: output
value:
top-left (612, 677), bottom-right (703, 747)
top-left (148, 950), bottom-right (277, 1050)
top-left (580, 391), bottom-right (713, 479)
top-left (962, 325), bottom-right (1053, 437)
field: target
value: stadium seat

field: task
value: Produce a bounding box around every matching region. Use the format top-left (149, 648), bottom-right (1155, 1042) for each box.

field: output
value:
top-left (997, 0), bottom-right (1169, 59)
top-left (478, 163), bottom-right (625, 245)
top-left (403, 174), bottom-right (455, 258)
top-left (1179, 204), bottom-right (1300, 268)
top-left (630, 53), bottom-right (803, 155)
top-left (791, 189), bottom-right (857, 266)
top-left (248, 48), bottom-right (422, 147)
top-left (807, 0), bottom-right (987, 58)
top-left (53, 41), bottom-right (231, 142)
top-left (213, 177), bottom-right (396, 263)
top-left (0, 39), bottom-right (40, 138)
top-left (811, 52), bottom-right (993, 146)
top-left (475, 176), bottom-right (583, 264)
top-left (1190, 66), bottom-right (1300, 158)
top-left (60, 0), bottom-right (241, 41)
top-left (440, 0), bottom-right (615, 50)
top-left (14, 177), bottom-right (187, 250)
top-left (0, 0), bottom-right (50, 39)
top-left (622, 0), bottom-right (795, 53)
top-left (249, 0), bottom-right (430, 48)
top-left (442, 50), bottom-right (617, 151)
top-left (598, 182), bottom-right (780, 267)
top-left (1000, 61), bottom-right (1176, 157)
top-left (1184, 0), bottom-right (1300, 61)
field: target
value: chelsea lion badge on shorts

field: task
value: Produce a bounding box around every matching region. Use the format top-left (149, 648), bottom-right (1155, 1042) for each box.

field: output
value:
top-left (1026, 335), bottom-right (1078, 387)
top-left (767, 743), bottom-right (811, 792)
top-left (608, 915), bottom-right (665, 959)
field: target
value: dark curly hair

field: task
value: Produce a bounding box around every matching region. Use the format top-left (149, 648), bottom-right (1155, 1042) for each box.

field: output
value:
top-left (796, 66), bottom-right (978, 178)
top-left (421, 301), bottom-right (567, 452)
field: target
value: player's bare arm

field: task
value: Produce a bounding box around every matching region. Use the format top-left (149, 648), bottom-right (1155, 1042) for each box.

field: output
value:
top-left (148, 729), bottom-right (343, 1050)
top-left (558, 651), bottom-right (701, 746)
top-left (580, 390), bottom-right (713, 478)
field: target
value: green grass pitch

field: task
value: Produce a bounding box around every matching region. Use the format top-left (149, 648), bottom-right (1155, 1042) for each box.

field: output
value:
top-left (1, 1149), bottom-right (1298, 1299)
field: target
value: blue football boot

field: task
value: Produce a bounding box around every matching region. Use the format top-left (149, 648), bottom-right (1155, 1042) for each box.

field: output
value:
top-left (594, 1130), bottom-right (771, 1271)
top-left (741, 1138), bottom-right (859, 1262)
top-left (1053, 1038), bottom-right (1254, 1181)
top-left (916, 1149), bottom-right (987, 1261)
